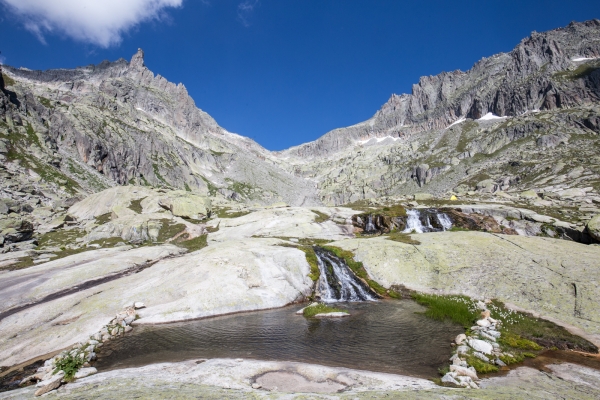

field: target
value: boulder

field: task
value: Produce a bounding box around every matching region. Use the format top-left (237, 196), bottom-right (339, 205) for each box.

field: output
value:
top-left (34, 371), bottom-right (63, 396)
top-left (450, 365), bottom-right (478, 380)
top-left (536, 134), bottom-right (568, 148)
top-left (158, 191), bottom-right (211, 220)
top-left (476, 179), bottom-right (497, 193)
top-left (587, 214), bottom-right (600, 241)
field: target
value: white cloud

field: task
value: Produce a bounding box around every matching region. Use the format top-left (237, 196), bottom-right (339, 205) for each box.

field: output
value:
top-left (0, 0), bottom-right (183, 47)
top-left (237, 0), bottom-right (259, 27)
top-left (0, 55), bottom-right (6, 65)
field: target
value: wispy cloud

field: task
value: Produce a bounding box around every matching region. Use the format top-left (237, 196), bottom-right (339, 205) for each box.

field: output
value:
top-left (0, 55), bottom-right (6, 65)
top-left (0, 0), bottom-right (184, 48)
top-left (237, 0), bottom-right (259, 27)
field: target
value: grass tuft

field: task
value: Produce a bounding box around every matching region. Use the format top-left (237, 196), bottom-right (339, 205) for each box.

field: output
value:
top-left (53, 354), bottom-right (84, 382)
top-left (302, 303), bottom-right (346, 318)
top-left (465, 355), bottom-right (498, 374)
top-left (411, 293), bottom-right (479, 328)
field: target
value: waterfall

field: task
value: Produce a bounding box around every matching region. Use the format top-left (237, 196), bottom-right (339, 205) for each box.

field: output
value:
top-left (365, 214), bottom-right (376, 233)
top-left (436, 213), bottom-right (453, 231)
top-left (314, 247), bottom-right (378, 303)
top-left (403, 209), bottom-right (425, 233)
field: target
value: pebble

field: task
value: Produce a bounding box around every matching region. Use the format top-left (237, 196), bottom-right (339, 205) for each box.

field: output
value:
top-left (476, 318), bottom-right (491, 327)
top-left (473, 352), bottom-right (490, 363)
top-left (252, 383), bottom-right (262, 389)
top-left (134, 302), bottom-right (145, 309)
top-left (455, 333), bottom-right (466, 344)
top-left (467, 338), bottom-right (494, 355)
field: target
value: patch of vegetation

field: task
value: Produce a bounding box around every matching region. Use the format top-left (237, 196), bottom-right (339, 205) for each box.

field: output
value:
top-left (38, 96), bottom-right (55, 109)
top-left (53, 354), bottom-right (84, 381)
top-left (302, 303), bottom-right (346, 318)
top-left (488, 300), bottom-right (597, 353)
top-left (456, 120), bottom-right (479, 153)
top-left (311, 210), bottom-right (329, 223)
top-left (212, 207), bottom-right (251, 219)
top-left (499, 353), bottom-right (525, 365)
top-left (498, 332), bottom-right (542, 350)
top-left (322, 246), bottom-right (398, 298)
top-left (95, 213), bottom-right (112, 225)
top-left (384, 231), bottom-right (421, 244)
top-left (300, 246), bottom-right (320, 281)
top-left (128, 198), bottom-right (146, 214)
top-left (210, 149), bottom-right (225, 156)
top-left (176, 234), bottom-right (208, 252)
top-left (199, 175), bottom-right (219, 196)
top-left (465, 354), bottom-right (499, 374)
top-left (226, 179), bottom-right (256, 198)
top-left (156, 220), bottom-right (186, 242)
top-left (184, 183), bottom-right (192, 192)
top-left (88, 237), bottom-right (125, 248)
top-left (411, 293), bottom-right (479, 328)
top-left (2, 73), bottom-right (15, 87)
top-left (553, 62), bottom-right (600, 81)
top-left (345, 201), bottom-right (407, 218)
top-left (448, 226), bottom-right (470, 232)
top-left (152, 163), bottom-right (168, 186)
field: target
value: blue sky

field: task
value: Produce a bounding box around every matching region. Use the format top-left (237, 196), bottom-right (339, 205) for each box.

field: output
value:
top-left (0, 0), bottom-right (598, 150)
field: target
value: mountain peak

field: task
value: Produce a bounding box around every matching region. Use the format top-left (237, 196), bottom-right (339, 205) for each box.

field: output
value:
top-left (130, 48), bottom-right (145, 70)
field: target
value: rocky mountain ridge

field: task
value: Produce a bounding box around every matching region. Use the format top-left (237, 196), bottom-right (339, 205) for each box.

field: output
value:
top-left (1, 20), bottom-right (600, 209)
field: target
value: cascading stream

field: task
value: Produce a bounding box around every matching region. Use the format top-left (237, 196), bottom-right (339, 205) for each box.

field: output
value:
top-left (314, 247), bottom-right (378, 303)
top-left (403, 209), bottom-right (425, 233)
top-left (365, 214), bottom-right (376, 233)
top-left (403, 209), bottom-right (453, 233)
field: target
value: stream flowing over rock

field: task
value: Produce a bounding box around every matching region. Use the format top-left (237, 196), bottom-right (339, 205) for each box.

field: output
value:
top-left (314, 247), bottom-right (378, 302)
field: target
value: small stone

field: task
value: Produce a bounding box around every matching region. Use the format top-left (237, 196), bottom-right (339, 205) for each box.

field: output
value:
top-left (487, 330), bottom-right (501, 338)
top-left (476, 319), bottom-right (491, 327)
top-left (495, 358), bottom-right (507, 367)
top-left (441, 373), bottom-right (460, 386)
top-left (134, 302), bottom-right (145, 309)
top-left (481, 310), bottom-right (491, 319)
top-left (74, 367), bottom-right (97, 379)
top-left (124, 325), bottom-right (133, 333)
top-left (456, 345), bottom-right (469, 354)
top-left (473, 352), bottom-right (490, 363)
top-left (468, 339), bottom-right (494, 355)
top-left (455, 333), bottom-right (467, 344)
top-left (124, 315), bottom-right (135, 325)
top-left (34, 371), bottom-right (64, 396)
top-left (252, 383), bottom-right (262, 389)
top-left (450, 365), bottom-right (479, 381)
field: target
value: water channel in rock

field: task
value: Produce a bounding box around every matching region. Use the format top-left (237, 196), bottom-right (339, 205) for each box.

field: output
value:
top-left (94, 300), bottom-right (463, 378)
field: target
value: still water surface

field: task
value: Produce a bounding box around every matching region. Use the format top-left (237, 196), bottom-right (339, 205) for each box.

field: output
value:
top-left (95, 300), bottom-right (463, 378)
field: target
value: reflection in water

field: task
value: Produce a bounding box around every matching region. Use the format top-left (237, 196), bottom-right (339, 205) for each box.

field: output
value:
top-left (95, 300), bottom-right (463, 378)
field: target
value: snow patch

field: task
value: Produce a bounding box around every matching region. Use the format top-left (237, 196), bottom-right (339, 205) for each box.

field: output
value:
top-left (572, 57), bottom-right (598, 62)
top-left (478, 112), bottom-right (506, 121)
top-left (356, 136), bottom-right (401, 145)
top-left (447, 117), bottom-right (466, 128)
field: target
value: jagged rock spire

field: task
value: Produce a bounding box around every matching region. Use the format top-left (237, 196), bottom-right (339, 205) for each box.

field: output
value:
top-left (130, 48), bottom-right (145, 70)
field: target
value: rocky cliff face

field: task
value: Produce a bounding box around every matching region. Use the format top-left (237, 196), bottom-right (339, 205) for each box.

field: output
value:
top-left (0, 50), bottom-right (319, 207)
top-left (1, 21), bottom-right (600, 208)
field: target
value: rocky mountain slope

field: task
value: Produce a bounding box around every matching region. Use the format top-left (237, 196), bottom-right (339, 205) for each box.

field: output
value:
top-left (278, 19), bottom-right (600, 204)
top-left (1, 20), bottom-right (600, 209)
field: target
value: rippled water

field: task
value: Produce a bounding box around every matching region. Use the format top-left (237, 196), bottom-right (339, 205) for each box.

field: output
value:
top-left (95, 300), bottom-right (463, 378)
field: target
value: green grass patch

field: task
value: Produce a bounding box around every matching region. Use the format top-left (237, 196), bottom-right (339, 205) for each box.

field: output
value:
top-left (498, 332), bottom-right (542, 350)
top-left (156, 220), bottom-right (186, 242)
top-left (311, 210), bottom-right (329, 223)
top-left (300, 246), bottom-right (320, 281)
top-left (384, 231), bottom-right (421, 244)
top-left (465, 355), bottom-right (498, 374)
top-left (53, 354), bottom-right (84, 381)
top-left (95, 213), bottom-right (112, 225)
top-left (177, 234), bottom-right (208, 252)
top-left (128, 198), bottom-right (146, 214)
top-left (499, 353), bottom-right (525, 365)
top-left (488, 300), bottom-right (596, 352)
top-left (302, 303), bottom-right (346, 318)
top-left (411, 293), bottom-right (479, 328)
